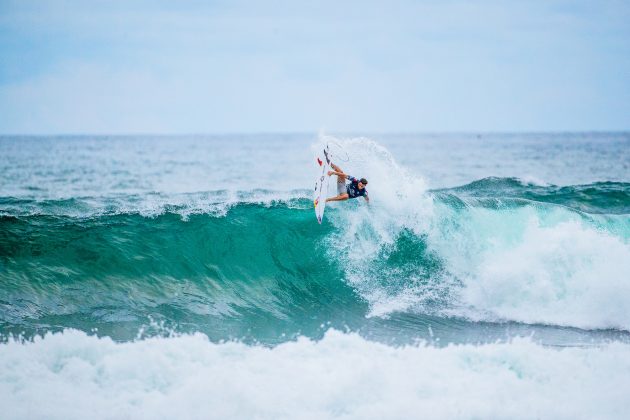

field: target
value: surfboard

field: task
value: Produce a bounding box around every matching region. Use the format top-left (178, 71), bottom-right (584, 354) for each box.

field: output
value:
top-left (314, 144), bottom-right (331, 224)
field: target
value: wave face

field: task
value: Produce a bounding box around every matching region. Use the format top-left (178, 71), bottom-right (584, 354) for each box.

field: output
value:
top-left (0, 201), bottom-right (363, 342)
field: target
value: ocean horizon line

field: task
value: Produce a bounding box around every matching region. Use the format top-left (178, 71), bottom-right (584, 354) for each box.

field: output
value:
top-left (1, 130), bottom-right (629, 138)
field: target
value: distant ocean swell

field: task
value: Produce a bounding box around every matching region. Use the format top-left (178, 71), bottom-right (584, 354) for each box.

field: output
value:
top-left (2, 178), bottom-right (629, 339)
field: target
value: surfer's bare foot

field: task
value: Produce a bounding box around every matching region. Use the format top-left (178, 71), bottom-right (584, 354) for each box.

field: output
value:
top-left (331, 163), bottom-right (343, 173)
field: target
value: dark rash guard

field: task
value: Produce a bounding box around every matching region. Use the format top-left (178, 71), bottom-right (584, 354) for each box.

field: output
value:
top-left (346, 176), bottom-right (368, 199)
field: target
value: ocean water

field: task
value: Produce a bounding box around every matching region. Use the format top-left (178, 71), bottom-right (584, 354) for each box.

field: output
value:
top-left (1, 133), bottom-right (630, 419)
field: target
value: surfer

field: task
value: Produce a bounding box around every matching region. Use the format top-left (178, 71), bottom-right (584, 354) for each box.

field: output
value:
top-left (326, 163), bottom-right (369, 203)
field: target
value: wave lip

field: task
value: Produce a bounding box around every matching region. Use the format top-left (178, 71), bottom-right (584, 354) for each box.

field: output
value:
top-left (0, 189), bottom-right (310, 219)
top-left (2, 178), bottom-right (627, 219)
top-left (2, 329), bottom-right (630, 420)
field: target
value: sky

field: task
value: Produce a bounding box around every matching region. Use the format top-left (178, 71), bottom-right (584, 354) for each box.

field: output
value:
top-left (0, 0), bottom-right (629, 134)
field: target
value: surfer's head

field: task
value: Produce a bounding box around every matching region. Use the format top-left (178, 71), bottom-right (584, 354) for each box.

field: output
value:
top-left (358, 178), bottom-right (368, 189)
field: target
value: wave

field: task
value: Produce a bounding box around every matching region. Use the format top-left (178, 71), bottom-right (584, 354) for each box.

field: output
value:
top-left (0, 203), bottom-right (367, 342)
top-left (2, 329), bottom-right (630, 419)
top-left (1, 138), bottom-right (630, 338)
top-left (2, 194), bottom-right (629, 337)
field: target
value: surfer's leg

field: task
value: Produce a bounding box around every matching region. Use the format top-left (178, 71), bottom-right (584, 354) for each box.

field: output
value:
top-left (326, 194), bottom-right (349, 203)
top-left (330, 163), bottom-right (345, 175)
top-left (330, 163), bottom-right (347, 186)
top-left (337, 180), bottom-right (346, 195)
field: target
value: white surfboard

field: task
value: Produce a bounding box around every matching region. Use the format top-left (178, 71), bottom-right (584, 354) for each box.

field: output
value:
top-left (313, 144), bottom-right (331, 224)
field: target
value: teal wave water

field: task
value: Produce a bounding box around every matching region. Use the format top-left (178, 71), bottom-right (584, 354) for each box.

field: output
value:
top-left (2, 178), bottom-right (629, 344)
top-left (1, 202), bottom-right (358, 342)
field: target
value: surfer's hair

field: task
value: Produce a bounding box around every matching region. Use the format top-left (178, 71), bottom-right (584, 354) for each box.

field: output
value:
top-left (360, 178), bottom-right (368, 185)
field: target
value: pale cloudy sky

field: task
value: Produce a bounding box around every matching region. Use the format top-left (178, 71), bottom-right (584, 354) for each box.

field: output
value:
top-left (1, 0), bottom-right (628, 134)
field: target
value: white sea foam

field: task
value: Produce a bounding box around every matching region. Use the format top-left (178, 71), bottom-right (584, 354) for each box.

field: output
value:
top-left (451, 213), bottom-right (630, 330)
top-left (1, 329), bottom-right (629, 420)
top-left (424, 202), bottom-right (630, 330)
top-left (320, 135), bottom-right (438, 316)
